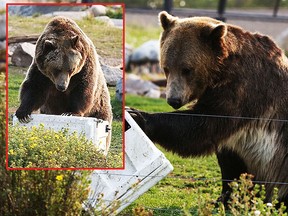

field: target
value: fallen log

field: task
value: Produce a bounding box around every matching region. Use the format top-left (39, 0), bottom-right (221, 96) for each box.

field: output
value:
top-left (8, 35), bottom-right (39, 44)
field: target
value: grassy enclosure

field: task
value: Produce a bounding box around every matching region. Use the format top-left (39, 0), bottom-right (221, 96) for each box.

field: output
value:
top-left (8, 13), bottom-right (123, 168)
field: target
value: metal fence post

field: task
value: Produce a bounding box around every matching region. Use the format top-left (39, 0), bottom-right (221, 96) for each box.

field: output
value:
top-left (164, 0), bottom-right (173, 13)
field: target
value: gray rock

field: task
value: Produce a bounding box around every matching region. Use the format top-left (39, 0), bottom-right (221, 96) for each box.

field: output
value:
top-left (125, 73), bottom-right (161, 98)
top-left (89, 5), bottom-right (107, 17)
top-left (125, 43), bottom-right (133, 70)
top-left (130, 40), bottom-right (160, 64)
top-left (110, 18), bottom-right (123, 29)
top-left (11, 42), bottom-right (35, 67)
top-left (116, 78), bottom-right (123, 102)
top-left (101, 63), bottom-right (122, 86)
top-left (95, 16), bottom-right (114, 26)
top-left (0, 40), bottom-right (5, 50)
top-left (0, 14), bottom-right (5, 41)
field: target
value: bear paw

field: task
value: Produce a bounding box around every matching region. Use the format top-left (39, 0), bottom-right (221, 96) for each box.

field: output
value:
top-left (61, 112), bottom-right (82, 117)
top-left (126, 108), bottom-right (147, 132)
top-left (15, 110), bottom-right (32, 123)
top-left (61, 112), bottom-right (73, 116)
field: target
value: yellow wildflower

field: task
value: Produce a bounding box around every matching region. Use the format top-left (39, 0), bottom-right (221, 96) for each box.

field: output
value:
top-left (56, 175), bottom-right (64, 181)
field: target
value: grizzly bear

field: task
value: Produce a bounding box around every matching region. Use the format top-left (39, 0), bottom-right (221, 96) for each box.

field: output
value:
top-left (129, 11), bottom-right (288, 207)
top-left (15, 16), bottom-right (112, 146)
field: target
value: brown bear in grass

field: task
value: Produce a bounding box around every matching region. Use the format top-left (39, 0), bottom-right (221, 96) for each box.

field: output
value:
top-left (130, 12), bottom-right (288, 207)
top-left (15, 16), bottom-right (112, 145)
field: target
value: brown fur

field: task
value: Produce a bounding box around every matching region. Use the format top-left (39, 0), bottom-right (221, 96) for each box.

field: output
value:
top-left (16, 16), bottom-right (112, 146)
top-left (130, 12), bottom-right (288, 207)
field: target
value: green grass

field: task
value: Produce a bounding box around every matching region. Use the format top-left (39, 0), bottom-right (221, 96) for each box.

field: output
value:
top-left (8, 15), bottom-right (122, 59)
top-left (126, 24), bottom-right (162, 48)
top-left (123, 94), bottom-right (222, 215)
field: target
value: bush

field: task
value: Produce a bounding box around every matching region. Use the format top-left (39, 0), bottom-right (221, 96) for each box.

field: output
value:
top-left (196, 173), bottom-right (287, 216)
top-left (0, 170), bottom-right (92, 216)
top-left (106, 7), bottom-right (123, 19)
top-left (8, 124), bottom-right (109, 168)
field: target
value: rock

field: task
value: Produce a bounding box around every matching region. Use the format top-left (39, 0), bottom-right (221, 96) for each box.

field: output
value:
top-left (101, 63), bottom-right (122, 86)
top-left (130, 40), bottom-right (160, 64)
top-left (125, 73), bottom-right (161, 98)
top-left (0, 14), bottom-right (5, 41)
top-left (8, 44), bottom-right (18, 57)
top-left (95, 16), bottom-right (114, 26)
top-left (11, 42), bottom-right (35, 67)
top-left (116, 78), bottom-right (123, 102)
top-left (89, 5), bottom-right (107, 17)
top-left (110, 18), bottom-right (123, 29)
top-left (0, 40), bottom-right (5, 51)
top-left (125, 43), bottom-right (133, 70)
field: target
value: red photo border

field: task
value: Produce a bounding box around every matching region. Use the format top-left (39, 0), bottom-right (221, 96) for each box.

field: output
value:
top-left (5, 2), bottom-right (126, 171)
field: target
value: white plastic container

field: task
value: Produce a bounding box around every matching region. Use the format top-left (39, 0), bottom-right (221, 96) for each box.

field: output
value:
top-left (12, 114), bottom-right (110, 155)
top-left (85, 111), bottom-right (173, 214)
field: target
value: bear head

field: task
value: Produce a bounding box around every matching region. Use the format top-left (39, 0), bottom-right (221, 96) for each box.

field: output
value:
top-left (35, 17), bottom-right (86, 92)
top-left (159, 11), bottom-right (229, 109)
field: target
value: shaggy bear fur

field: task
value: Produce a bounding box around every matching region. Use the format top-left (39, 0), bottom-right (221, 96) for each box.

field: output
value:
top-left (15, 16), bottom-right (112, 145)
top-left (16, 17), bottom-right (112, 122)
top-left (130, 12), bottom-right (288, 206)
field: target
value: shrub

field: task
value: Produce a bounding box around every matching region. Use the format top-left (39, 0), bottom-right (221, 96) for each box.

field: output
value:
top-left (106, 7), bottom-right (123, 19)
top-left (228, 173), bottom-right (287, 215)
top-left (195, 173), bottom-right (287, 216)
top-left (0, 170), bottom-right (92, 216)
top-left (8, 124), bottom-right (109, 168)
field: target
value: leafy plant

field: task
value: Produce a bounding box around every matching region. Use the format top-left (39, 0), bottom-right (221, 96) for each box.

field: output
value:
top-left (8, 124), bottom-right (109, 168)
top-left (106, 7), bottom-right (123, 19)
top-left (194, 173), bottom-right (287, 216)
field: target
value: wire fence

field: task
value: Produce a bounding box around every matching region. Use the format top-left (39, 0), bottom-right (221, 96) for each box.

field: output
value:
top-left (123, 110), bottom-right (288, 186)
top-left (95, 172), bottom-right (288, 186)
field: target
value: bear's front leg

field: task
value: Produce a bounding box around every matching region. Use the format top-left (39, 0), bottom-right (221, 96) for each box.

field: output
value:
top-left (128, 108), bottom-right (236, 157)
top-left (15, 63), bottom-right (51, 123)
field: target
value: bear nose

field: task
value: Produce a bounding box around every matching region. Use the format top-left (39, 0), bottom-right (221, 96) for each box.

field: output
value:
top-left (56, 84), bottom-right (67, 92)
top-left (167, 97), bottom-right (182, 109)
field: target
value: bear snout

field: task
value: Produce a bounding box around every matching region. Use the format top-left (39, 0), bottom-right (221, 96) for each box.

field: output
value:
top-left (167, 97), bottom-right (182, 109)
top-left (56, 84), bottom-right (68, 92)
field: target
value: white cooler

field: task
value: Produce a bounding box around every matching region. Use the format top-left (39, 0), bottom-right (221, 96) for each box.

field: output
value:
top-left (85, 111), bottom-right (173, 214)
top-left (12, 114), bottom-right (110, 155)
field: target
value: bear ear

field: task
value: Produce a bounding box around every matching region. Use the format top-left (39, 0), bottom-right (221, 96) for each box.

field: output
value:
top-left (201, 24), bottom-right (227, 41)
top-left (71, 35), bottom-right (79, 47)
top-left (159, 11), bottom-right (177, 30)
top-left (44, 40), bottom-right (56, 52)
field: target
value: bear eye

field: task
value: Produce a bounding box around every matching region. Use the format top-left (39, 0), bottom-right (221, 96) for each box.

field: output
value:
top-left (182, 68), bottom-right (193, 76)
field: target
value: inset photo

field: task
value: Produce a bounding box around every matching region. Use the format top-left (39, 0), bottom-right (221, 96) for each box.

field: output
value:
top-left (7, 3), bottom-right (124, 169)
